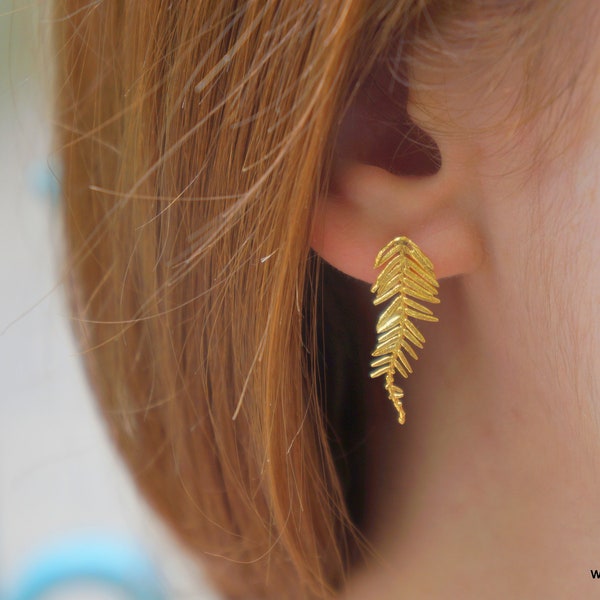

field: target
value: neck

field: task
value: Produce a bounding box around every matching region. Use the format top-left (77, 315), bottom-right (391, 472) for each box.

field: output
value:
top-left (344, 274), bottom-right (600, 599)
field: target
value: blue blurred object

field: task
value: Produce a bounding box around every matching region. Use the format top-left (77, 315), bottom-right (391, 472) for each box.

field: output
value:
top-left (26, 159), bottom-right (62, 206)
top-left (4, 532), bottom-right (167, 600)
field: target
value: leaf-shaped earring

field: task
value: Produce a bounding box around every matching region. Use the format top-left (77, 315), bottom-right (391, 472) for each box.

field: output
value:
top-left (370, 236), bottom-right (440, 424)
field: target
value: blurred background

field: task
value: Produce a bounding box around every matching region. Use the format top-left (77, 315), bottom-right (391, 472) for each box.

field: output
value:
top-left (0, 2), bottom-right (217, 597)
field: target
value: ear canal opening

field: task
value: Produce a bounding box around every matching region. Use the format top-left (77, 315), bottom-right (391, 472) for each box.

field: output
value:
top-left (386, 121), bottom-right (441, 177)
top-left (334, 54), bottom-right (442, 178)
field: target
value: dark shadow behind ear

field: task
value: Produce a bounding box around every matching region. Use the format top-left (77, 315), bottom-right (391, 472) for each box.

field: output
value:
top-left (304, 251), bottom-right (373, 535)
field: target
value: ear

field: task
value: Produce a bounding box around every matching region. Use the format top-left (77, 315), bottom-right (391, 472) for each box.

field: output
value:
top-left (310, 60), bottom-right (485, 285)
top-left (311, 158), bottom-right (485, 285)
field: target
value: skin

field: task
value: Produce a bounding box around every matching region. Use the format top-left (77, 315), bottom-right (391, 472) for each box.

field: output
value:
top-left (312, 2), bottom-right (600, 598)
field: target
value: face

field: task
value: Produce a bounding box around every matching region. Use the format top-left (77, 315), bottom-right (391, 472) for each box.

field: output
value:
top-left (421, 0), bottom-right (600, 456)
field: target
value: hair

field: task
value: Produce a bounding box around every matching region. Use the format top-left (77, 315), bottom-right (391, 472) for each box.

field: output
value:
top-left (52, 1), bottom-right (580, 598)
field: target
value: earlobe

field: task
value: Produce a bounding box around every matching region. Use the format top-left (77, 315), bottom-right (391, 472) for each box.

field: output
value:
top-left (311, 160), bottom-right (485, 284)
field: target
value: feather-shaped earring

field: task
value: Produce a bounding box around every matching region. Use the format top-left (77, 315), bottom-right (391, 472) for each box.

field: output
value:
top-left (370, 236), bottom-right (440, 424)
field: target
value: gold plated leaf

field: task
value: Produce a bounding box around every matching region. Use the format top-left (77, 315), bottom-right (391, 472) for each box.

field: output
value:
top-left (370, 237), bottom-right (440, 424)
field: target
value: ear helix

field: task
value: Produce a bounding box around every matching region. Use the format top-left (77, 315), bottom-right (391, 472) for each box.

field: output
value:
top-left (370, 236), bottom-right (440, 424)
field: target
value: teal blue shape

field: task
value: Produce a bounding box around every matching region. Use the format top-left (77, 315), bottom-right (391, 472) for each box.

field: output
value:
top-left (5, 532), bottom-right (167, 600)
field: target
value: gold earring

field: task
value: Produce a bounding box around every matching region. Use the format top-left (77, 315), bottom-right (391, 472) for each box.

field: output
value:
top-left (370, 236), bottom-right (440, 424)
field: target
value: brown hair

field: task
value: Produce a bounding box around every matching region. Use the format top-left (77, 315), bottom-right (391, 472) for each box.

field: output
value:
top-left (53, 1), bottom-right (575, 598)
